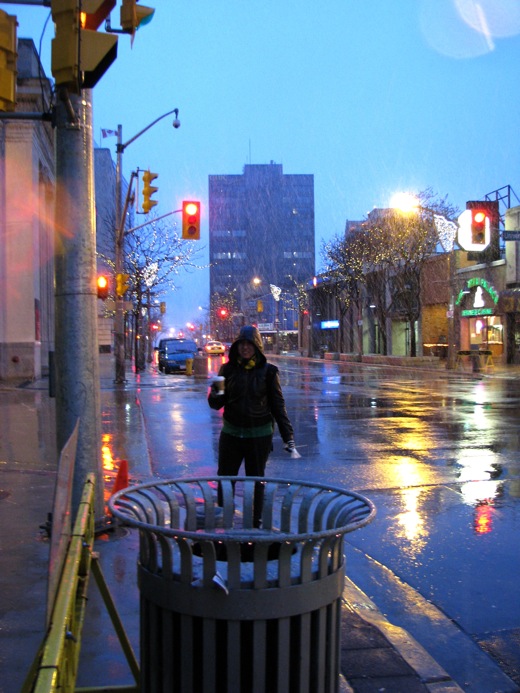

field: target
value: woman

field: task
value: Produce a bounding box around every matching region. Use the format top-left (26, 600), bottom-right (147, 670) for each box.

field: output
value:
top-left (208, 325), bottom-right (295, 526)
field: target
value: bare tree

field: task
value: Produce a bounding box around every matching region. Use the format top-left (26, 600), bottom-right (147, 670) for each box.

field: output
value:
top-left (361, 189), bottom-right (458, 356)
top-left (100, 215), bottom-right (204, 369)
top-left (322, 228), bottom-right (366, 354)
top-left (319, 189), bottom-right (458, 357)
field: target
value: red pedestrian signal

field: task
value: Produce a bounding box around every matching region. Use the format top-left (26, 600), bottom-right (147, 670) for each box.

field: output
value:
top-left (182, 200), bottom-right (200, 240)
top-left (97, 274), bottom-right (109, 299)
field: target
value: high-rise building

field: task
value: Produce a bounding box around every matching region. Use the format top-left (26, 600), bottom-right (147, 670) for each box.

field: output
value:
top-left (209, 162), bottom-right (315, 341)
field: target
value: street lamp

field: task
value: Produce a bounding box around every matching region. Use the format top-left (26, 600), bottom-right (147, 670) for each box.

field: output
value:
top-left (113, 108), bottom-right (180, 384)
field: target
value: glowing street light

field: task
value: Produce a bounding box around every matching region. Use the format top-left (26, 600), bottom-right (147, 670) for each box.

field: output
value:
top-left (389, 192), bottom-right (420, 214)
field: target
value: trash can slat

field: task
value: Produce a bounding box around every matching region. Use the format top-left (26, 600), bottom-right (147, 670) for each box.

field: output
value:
top-left (139, 564), bottom-right (344, 620)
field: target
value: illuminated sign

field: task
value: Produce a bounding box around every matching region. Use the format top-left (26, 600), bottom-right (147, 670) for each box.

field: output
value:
top-left (321, 320), bottom-right (339, 329)
top-left (456, 277), bottom-right (498, 306)
top-left (460, 308), bottom-right (494, 317)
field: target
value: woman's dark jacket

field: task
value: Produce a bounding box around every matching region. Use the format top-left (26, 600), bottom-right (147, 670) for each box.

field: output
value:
top-left (207, 327), bottom-right (293, 443)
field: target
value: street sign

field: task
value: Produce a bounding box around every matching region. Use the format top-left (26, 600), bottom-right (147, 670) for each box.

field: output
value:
top-left (503, 230), bottom-right (520, 241)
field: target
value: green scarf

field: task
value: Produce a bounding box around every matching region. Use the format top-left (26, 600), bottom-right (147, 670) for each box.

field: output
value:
top-left (238, 355), bottom-right (257, 370)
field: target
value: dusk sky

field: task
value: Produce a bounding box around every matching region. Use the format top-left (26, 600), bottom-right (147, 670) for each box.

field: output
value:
top-left (11, 0), bottom-right (520, 330)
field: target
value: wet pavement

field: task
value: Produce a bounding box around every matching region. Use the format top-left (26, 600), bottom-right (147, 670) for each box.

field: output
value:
top-left (2, 353), bottom-right (520, 692)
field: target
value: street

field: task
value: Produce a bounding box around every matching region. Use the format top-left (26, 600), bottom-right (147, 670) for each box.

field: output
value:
top-left (1, 355), bottom-right (520, 691)
top-left (138, 355), bottom-right (520, 690)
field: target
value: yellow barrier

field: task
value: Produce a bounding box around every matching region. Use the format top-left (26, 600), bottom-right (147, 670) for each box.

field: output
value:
top-left (479, 349), bottom-right (494, 371)
top-left (23, 475), bottom-right (139, 693)
top-left (455, 349), bottom-right (494, 372)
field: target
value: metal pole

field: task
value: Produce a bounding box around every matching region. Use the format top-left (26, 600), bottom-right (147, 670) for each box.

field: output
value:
top-left (54, 89), bottom-right (104, 518)
top-left (113, 109), bottom-right (179, 383)
top-left (446, 250), bottom-right (456, 369)
top-left (114, 124), bottom-right (126, 383)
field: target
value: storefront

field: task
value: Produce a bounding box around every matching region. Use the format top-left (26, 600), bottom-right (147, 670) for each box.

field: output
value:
top-left (456, 277), bottom-right (504, 361)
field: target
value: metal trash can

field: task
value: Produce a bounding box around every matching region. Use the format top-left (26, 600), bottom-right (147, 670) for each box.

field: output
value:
top-left (109, 476), bottom-right (376, 693)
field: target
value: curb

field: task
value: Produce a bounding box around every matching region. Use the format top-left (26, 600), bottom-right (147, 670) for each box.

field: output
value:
top-left (341, 577), bottom-right (465, 692)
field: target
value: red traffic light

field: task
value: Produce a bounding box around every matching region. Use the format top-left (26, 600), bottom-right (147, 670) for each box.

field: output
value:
top-left (471, 209), bottom-right (488, 245)
top-left (218, 307), bottom-right (228, 318)
top-left (182, 200), bottom-right (201, 240)
top-left (97, 275), bottom-right (109, 300)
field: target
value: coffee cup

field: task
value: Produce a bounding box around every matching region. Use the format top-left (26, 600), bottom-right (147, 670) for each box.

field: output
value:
top-left (213, 375), bottom-right (225, 394)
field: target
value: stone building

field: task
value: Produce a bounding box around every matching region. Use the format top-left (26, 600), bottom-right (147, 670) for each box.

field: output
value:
top-left (0, 39), bottom-right (54, 379)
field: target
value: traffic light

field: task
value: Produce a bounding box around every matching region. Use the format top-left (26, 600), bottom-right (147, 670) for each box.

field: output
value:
top-left (51, 0), bottom-right (118, 92)
top-left (142, 169), bottom-right (158, 214)
top-left (217, 307), bottom-right (228, 319)
top-left (182, 201), bottom-right (201, 240)
top-left (0, 10), bottom-right (17, 112)
top-left (120, 0), bottom-right (155, 35)
top-left (115, 272), bottom-right (130, 297)
top-left (457, 206), bottom-right (491, 252)
top-left (470, 209), bottom-right (489, 246)
top-left (97, 274), bottom-right (109, 299)
top-left (257, 300), bottom-right (263, 312)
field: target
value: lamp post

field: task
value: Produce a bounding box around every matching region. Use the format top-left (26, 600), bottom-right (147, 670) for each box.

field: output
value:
top-left (113, 108), bottom-right (180, 384)
top-left (270, 283), bottom-right (282, 353)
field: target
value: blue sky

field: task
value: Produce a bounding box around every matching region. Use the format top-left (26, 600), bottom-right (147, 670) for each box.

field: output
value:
top-left (11, 0), bottom-right (520, 330)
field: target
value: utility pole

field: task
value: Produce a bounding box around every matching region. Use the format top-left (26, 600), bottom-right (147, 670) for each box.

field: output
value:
top-left (114, 124), bottom-right (126, 384)
top-left (54, 89), bottom-right (104, 518)
top-left (113, 108), bottom-right (180, 384)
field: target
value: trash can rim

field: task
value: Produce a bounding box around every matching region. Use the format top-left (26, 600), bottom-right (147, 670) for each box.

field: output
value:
top-left (108, 475), bottom-right (376, 542)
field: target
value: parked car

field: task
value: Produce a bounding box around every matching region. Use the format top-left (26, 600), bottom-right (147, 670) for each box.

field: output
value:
top-left (156, 338), bottom-right (198, 373)
top-left (204, 340), bottom-right (226, 355)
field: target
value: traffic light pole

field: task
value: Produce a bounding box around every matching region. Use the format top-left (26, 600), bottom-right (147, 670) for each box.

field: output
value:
top-left (114, 124), bottom-right (127, 384)
top-left (113, 108), bottom-right (180, 384)
top-left (54, 89), bottom-right (104, 518)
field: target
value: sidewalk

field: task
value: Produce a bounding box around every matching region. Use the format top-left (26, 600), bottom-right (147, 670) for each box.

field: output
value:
top-left (91, 360), bottom-right (462, 693)
top-left (1, 356), bottom-right (472, 692)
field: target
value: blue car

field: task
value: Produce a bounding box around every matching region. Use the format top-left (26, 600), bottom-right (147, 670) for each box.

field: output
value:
top-left (157, 338), bottom-right (198, 374)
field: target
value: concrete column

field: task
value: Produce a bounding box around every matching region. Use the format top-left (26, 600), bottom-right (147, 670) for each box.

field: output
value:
top-left (54, 90), bottom-right (104, 518)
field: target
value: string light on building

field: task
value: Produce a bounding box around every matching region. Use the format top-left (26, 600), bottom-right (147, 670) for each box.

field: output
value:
top-left (434, 214), bottom-right (458, 252)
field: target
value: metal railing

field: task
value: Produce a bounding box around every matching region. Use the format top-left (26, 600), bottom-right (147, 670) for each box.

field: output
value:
top-left (23, 475), bottom-right (139, 693)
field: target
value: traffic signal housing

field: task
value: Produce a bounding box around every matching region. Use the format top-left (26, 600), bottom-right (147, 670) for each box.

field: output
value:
top-left (115, 272), bottom-right (130, 297)
top-left (470, 209), bottom-right (489, 246)
top-left (0, 10), bottom-right (17, 112)
top-left (142, 170), bottom-right (158, 213)
top-left (51, 0), bottom-right (118, 91)
top-left (182, 201), bottom-right (200, 240)
top-left (120, 0), bottom-right (155, 35)
top-left (97, 274), bottom-right (109, 299)
top-left (458, 207), bottom-right (490, 252)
